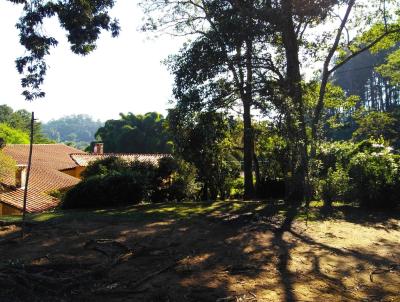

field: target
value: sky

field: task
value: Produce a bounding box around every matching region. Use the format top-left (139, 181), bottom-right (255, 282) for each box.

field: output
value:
top-left (0, 1), bottom-right (184, 123)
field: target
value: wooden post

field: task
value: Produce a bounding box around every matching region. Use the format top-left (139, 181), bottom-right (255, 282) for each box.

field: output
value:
top-left (21, 112), bottom-right (34, 237)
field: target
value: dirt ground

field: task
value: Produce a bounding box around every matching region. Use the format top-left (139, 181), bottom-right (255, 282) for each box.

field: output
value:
top-left (0, 203), bottom-right (399, 302)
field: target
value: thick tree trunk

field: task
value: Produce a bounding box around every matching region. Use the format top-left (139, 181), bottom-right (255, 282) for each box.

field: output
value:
top-left (243, 38), bottom-right (255, 199)
top-left (253, 151), bottom-right (261, 194)
top-left (243, 98), bottom-right (254, 199)
top-left (280, 0), bottom-right (309, 205)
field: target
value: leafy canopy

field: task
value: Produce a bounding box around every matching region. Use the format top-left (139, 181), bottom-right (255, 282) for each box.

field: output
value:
top-left (95, 112), bottom-right (172, 154)
top-left (8, 0), bottom-right (120, 100)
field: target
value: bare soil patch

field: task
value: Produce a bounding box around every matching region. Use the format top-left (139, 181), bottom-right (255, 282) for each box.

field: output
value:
top-left (0, 204), bottom-right (399, 302)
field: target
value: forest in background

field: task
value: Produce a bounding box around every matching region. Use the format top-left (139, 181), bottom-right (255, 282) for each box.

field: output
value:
top-left (42, 115), bottom-right (103, 150)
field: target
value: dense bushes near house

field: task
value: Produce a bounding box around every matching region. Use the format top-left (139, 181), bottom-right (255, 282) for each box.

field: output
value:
top-left (315, 139), bottom-right (400, 209)
top-left (81, 156), bottom-right (132, 179)
top-left (62, 156), bottom-right (200, 209)
top-left (62, 172), bottom-right (145, 209)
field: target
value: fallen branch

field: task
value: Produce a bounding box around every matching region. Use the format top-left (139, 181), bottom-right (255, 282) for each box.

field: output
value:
top-left (370, 264), bottom-right (400, 282)
top-left (129, 262), bottom-right (177, 290)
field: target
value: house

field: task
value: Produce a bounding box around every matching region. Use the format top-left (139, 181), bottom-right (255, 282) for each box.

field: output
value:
top-left (0, 144), bottom-right (86, 215)
top-left (0, 143), bottom-right (169, 215)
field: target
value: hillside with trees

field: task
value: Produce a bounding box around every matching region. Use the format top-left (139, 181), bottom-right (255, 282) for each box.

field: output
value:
top-left (43, 115), bottom-right (103, 150)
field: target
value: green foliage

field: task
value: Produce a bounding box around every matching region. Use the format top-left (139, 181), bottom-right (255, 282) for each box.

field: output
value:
top-left (348, 150), bottom-right (400, 209)
top-left (95, 112), bottom-right (172, 154)
top-left (11, 0), bottom-right (119, 100)
top-left (376, 48), bottom-right (400, 85)
top-left (353, 110), bottom-right (397, 142)
top-left (318, 166), bottom-right (351, 206)
top-left (230, 177), bottom-right (244, 199)
top-left (253, 122), bottom-right (286, 181)
top-left (65, 156), bottom-right (200, 209)
top-left (81, 156), bottom-right (130, 180)
top-left (62, 172), bottom-right (145, 209)
top-left (168, 109), bottom-right (241, 200)
top-left (0, 123), bottom-right (30, 144)
top-left (43, 115), bottom-right (103, 150)
top-left (151, 157), bottom-right (200, 202)
top-left (315, 139), bottom-right (400, 209)
top-left (0, 105), bottom-right (52, 144)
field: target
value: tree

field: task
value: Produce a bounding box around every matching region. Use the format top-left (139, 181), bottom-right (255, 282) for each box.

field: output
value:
top-left (168, 108), bottom-right (240, 200)
top-left (142, 0), bottom-right (276, 198)
top-left (95, 112), bottom-right (172, 154)
top-left (43, 114), bottom-right (103, 149)
top-left (333, 46), bottom-right (400, 111)
top-left (376, 48), bottom-right (400, 85)
top-left (353, 110), bottom-right (398, 143)
top-left (248, 0), bottom-right (400, 202)
top-left (0, 104), bottom-right (52, 143)
top-left (142, 0), bottom-right (400, 203)
top-left (0, 123), bottom-right (30, 144)
top-left (7, 0), bottom-right (120, 100)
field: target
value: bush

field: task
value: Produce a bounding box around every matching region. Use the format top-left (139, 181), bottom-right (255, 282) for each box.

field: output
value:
top-left (151, 157), bottom-right (200, 202)
top-left (63, 156), bottom-right (200, 209)
top-left (348, 152), bottom-right (400, 209)
top-left (230, 177), bottom-right (244, 199)
top-left (318, 166), bottom-right (350, 206)
top-left (315, 139), bottom-right (400, 209)
top-left (62, 172), bottom-right (145, 209)
top-left (81, 156), bottom-right (130, 179)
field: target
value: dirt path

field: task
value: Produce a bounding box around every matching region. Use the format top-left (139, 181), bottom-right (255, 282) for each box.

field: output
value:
top-left (0, 211), bottom-right (399, 302)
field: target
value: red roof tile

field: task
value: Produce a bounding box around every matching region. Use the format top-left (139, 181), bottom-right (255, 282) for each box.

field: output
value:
top-left (70, 153), bottom-right (170, 167)
top-left (1, 144), bottom-right (85, 213)
top-left (3, 144), bottom-right (85, 170)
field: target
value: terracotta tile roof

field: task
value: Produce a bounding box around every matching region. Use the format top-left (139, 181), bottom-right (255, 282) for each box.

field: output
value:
top-left (0, 144), bottom-right (171, 213)
top-left (3, 144), bottom-right (85, 170)
top-left (0, 186), bottom-right (60, 213)
top-left (70, 153), bottom-right (170, 167)
top-left (1, 144), bottom-right (85, 213)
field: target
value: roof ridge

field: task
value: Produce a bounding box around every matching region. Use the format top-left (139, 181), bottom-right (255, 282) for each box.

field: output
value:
top-left (71, 153), bottom-right (171, 156)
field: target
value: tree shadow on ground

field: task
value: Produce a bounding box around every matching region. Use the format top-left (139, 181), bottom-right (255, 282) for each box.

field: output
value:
top-left (0, 200), bottom-right (399, 302)
top-left (308, 203), bottom-right (400, 231)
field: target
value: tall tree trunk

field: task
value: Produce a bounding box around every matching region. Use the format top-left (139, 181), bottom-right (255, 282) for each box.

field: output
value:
top-left (243, 98), bottom-right (254, 199)
top-left (243, 38), bottom-right (255, 199)
top-left (280, 0), bottom-right (309, 205)
top-left (253, 151), bottom-right (261, 194)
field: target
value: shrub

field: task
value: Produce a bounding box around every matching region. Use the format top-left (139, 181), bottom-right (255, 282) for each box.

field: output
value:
top-left (62, 172), bottom-right (145, 209)
top-left (64, 156), bottom-right (200, 209)
top-left (151, 157), bottom-right (200, 202)
top-left (315, 139), bottom-right (400, 209)
top-left (348, 152), bottom-right (400, 209)
top-left (318, 165), bottom-right (350, 206)
top-left (81, 156), bottom-right (130, 179)
top-left (230, 177), bottom-right (244, 199)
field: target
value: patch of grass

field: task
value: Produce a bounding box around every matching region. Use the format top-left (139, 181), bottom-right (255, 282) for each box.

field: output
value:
top-left (0, 215), bottom-right (22, 223)
top-left (0, 200), bottom-right (269, 225)
top-left (1, 199), bottom-right (369, 226)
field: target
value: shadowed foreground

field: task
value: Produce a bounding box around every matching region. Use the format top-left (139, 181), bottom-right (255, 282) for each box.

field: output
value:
top-left (0, 201), bottom-right (399, 302)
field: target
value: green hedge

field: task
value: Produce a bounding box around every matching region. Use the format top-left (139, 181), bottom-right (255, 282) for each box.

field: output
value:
top-left (61, 172), bottom-right (145, 209)
top-left (316, 140), bottom-right (400, 209)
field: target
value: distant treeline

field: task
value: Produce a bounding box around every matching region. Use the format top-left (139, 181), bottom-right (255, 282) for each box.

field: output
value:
top-left (43, 115), bottom-right (103, 150)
